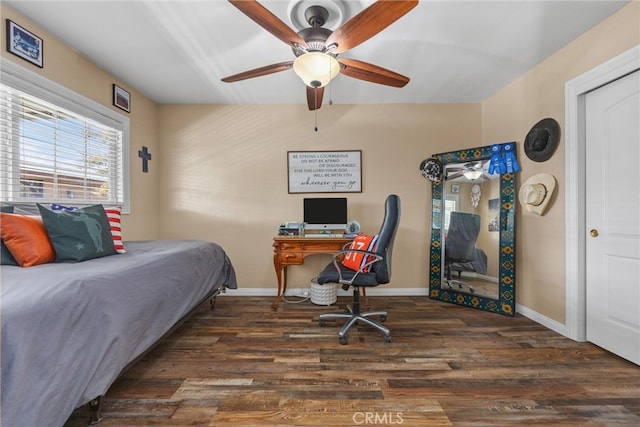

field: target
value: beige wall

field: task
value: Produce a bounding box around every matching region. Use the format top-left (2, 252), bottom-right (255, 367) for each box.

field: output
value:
top-left (1, 5), bottom-right (161, 239)
top-left (2, 2), bottom-right (638, 327)
top-left (481, 2), bottom-right (639, 323)
top-left (157, 104), bottom-right (480, 289)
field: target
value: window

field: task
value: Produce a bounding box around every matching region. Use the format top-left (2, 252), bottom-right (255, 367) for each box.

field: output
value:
top-left (0, 59), bottom-right (130, 211)
top-left (444, 198), bottom-right (457, 232)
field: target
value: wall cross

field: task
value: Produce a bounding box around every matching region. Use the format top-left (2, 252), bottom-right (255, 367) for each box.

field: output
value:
top-left (138, 146), bottom-right (152, 173)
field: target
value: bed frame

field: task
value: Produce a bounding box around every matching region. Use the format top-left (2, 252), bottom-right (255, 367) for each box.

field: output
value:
top-left (87, 285), bottom-right (226, 424)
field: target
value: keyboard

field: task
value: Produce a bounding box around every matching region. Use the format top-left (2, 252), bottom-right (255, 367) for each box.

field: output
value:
top-left (306, 234), bottom-right (344, 238)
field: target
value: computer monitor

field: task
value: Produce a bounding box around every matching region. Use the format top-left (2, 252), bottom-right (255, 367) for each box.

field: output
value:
top-left (303, 197), bottom-right (347, 230)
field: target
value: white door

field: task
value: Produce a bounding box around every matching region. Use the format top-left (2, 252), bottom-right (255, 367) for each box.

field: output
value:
top-left (585, 70), bottom-right (640, 365)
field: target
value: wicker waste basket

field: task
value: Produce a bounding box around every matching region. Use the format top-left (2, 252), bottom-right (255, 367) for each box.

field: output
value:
top-left (310, 278), bottom-right (337, 305)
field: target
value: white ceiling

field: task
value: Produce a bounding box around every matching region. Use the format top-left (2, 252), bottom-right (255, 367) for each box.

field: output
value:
top-left (5, 0), bottom-right (629, 106)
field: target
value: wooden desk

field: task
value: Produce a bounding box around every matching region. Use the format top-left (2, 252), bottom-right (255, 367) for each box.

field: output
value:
top-left (272, 236), bottom-right (352, 310)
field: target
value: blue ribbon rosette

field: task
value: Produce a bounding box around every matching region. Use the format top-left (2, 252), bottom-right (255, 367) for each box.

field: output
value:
top-left (502, 142), bottom-right (520, 173)
top-left (488, 144), bottom-right (506, 175)
top-left (488, 142), bottom-right (520, 175)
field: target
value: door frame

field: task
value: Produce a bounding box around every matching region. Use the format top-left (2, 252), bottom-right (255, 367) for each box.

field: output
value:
top-left (564, 45), bottom-right (640, 342)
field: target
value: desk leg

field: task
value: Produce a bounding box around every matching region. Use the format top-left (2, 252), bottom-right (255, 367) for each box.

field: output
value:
top-left (272, 253), bottom-right (281, 310)
top-left (272, 266), bottom-right (288, 310)
top-left (362, 288), bottom-right (370, 310)
top-left (272, 253), bottom-right (285, 310)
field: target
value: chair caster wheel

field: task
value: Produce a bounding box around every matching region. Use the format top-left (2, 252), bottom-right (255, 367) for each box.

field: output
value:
top-left (339, 336), bottom-right (348, 345)
top-left (384, 335), bottom-right (392, 343)
top-left (319, 319), bottom-right (326, 327)
top-left (380, 315), bottom-right (387, 322)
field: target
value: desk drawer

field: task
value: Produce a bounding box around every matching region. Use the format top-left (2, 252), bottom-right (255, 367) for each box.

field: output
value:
top-left (300, 242), bottom-right (342, 251)
top-left (280, 252), bottom-right (303, 264)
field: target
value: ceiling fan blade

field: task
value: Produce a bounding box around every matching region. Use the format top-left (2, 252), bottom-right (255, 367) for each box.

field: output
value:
top-left (326, 0), bottom-right (418, 54)
top-left (306, 86), bottom-right (325, 110)
top-left (338, 58), bottom-right (409, 88)
top-left (446, 170), bottom-right (464, 180)
top-left (221, 61), bottom-right (294, 83)
top-left (228, 0), bottom-right (307, 48)
top-left (466, 160), bottom-right (487, 169)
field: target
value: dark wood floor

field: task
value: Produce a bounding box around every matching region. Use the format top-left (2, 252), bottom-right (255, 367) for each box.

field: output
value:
top-left (66, 295), bottom-right (640, 426)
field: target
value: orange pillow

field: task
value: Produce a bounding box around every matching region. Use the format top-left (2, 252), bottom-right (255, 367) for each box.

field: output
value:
top-left (0, 213), bottom-right (56, 267)
top-left (342, 234), bottom-right (379, 273)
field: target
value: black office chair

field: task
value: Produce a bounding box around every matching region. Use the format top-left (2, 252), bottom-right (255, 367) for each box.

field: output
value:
top-left (316, 194), bottom-right (400, 344)
top-left (444, 211), bottom-right (481, 294)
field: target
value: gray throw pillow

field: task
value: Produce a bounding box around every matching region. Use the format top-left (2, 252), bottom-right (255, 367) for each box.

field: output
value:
top-left (37, 204), bottom-right (117, 262)
top-left (1, 205), bottom-right (18, 266)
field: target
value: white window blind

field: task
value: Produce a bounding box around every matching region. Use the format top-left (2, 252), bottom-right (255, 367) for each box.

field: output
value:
top-left (0, 60), bottom-right (129, 210)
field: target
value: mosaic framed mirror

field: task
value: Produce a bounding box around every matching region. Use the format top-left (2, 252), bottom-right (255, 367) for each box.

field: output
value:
top-left (428, 144), bottom-right (517, 315)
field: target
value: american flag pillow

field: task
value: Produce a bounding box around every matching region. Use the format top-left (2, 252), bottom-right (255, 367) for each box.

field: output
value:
top-left (104, 207), bottom-right (125, 253)
top-left (50, 204), bottom-right (126, 253)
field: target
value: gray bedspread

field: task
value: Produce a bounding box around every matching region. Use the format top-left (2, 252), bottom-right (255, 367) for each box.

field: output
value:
top-left (1, 240), bottom-right (237, 427)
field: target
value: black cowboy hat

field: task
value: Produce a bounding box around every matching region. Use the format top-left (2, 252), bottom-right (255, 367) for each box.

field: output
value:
top-left (524, 118), bottom-right (560, 162)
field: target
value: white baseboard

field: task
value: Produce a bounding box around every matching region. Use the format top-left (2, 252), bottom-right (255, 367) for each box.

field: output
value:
top-left (516, 303), bottom-right (572, 339)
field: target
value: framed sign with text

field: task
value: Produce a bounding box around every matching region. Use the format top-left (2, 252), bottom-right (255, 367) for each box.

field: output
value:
top-left (287, 150), bottom-right (362, 193)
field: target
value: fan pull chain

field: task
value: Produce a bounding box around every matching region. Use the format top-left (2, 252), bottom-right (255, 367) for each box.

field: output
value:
top-left (313, 56), bottom-right (335, 132)
top-left (328, 58), bottom-right (333, 106)
top-left (314, 88), bottom-right (318, 132)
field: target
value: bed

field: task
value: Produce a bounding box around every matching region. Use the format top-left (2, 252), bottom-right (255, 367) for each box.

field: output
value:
top-left (1, 239), bottom-right (237, 427)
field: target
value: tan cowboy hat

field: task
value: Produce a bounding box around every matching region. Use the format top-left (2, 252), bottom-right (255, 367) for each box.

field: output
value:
top-left (519, 173), bottom-right (556, 216)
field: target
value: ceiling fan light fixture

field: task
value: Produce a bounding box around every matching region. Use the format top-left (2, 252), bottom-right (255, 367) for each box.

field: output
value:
top-left (463, 170), bottom-right (483, 180)
top-left (293, 52), bottom-right (340, 88)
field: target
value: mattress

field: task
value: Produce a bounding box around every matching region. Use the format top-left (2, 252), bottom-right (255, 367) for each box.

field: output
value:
top-left (1, 239), bottom-right (237, 427)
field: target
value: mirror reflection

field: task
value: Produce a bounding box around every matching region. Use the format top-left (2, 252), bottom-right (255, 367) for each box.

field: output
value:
top-left (428, 144), bottom-right (516, 316)
top-left (442, 160), bottom-right (499, 299)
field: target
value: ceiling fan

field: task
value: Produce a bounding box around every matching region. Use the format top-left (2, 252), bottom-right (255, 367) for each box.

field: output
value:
top-left (445, 160), bottom-right (490, 181)
top-left (221, 0), bottom-right (418, 110)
